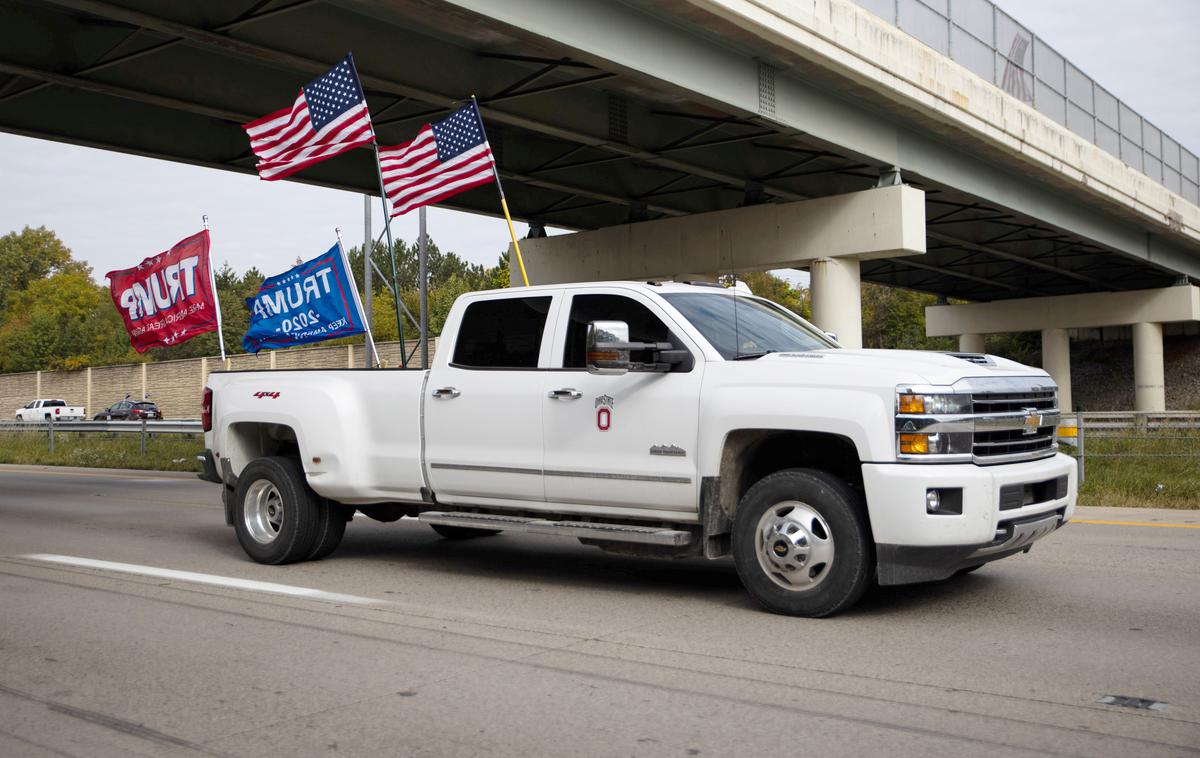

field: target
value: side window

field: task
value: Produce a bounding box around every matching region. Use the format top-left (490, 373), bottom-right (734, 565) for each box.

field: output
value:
top-left (452, 296), bottom-right (553, 369)
top-left (563, 294), bottom-right (681, 368)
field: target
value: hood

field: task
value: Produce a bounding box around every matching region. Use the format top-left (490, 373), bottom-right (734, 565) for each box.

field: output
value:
top-left (752, 348), bottom-right (1050, 387)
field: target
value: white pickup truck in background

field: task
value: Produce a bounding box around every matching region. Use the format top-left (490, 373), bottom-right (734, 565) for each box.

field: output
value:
top-left (201, 281), bottom-right (1077, 617)
top-left (15, 399), bottom-right (86, 422)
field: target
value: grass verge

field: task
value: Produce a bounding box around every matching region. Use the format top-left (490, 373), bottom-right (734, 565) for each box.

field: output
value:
top-left (0, 431), bottom-right (203, 473)
top-left (1073, 431), bottom-right (1200, 509)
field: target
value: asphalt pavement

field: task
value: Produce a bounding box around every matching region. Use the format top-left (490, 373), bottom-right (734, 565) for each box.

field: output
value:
top-left (0, 464), bottom-right (1197, 757)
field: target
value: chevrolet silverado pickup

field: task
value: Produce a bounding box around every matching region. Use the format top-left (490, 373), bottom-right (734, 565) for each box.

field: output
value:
top-left (200, 281), bottom-right (1077, 617)
top-left (15, 399), bottom-right (86, 421)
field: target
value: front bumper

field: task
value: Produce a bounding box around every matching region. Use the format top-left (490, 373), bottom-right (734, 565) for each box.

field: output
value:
top-left (862, 453), bottom-right (1077, 585)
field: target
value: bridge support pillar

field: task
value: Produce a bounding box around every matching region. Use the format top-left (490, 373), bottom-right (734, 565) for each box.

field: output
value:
top-left (810, 257), bottom-right (862, 349)
top-left (927, 285), bottom-right (1199, 411)
top-left (1041, 328), bottom-right (1073, 413)
top-left (958, 333), bottom-right (985, 353)
top-left (1133, 322), bottom-right (1166, 412)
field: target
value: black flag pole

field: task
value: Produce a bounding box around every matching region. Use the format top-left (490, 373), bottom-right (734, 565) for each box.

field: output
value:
top-left (370, 142), bottom-right (408, 368)
top-left (348, 51), bottom-right (407, 368)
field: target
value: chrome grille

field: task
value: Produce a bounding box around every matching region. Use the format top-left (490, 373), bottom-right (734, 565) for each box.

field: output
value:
top-left (972, 390), bottom-right (1056, 414)
top-left (972, 388), bottom-right (1058, 462)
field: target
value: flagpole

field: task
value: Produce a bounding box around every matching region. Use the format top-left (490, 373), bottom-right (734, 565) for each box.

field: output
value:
top-left (418, 206), bottom-right (429, 368)
top-left (362, 194), bottom-right (373, 368)
top-left (349, 50), bottom-right (407, 369)
top-left (470, 95), bottom-right (530, 287)
top-left (336, 227), bottom-right (378, 368)
top-left (202, 215), bottom-right (227, 362)
top-left (371, 144), bottom-right (408, 368)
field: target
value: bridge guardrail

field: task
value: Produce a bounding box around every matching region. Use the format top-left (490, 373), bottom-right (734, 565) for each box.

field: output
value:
top-left (852, 0), bottom-right (1199, 205)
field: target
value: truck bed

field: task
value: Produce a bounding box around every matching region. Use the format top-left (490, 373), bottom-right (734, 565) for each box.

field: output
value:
top-left (207, 368), bottom-right (428, 504)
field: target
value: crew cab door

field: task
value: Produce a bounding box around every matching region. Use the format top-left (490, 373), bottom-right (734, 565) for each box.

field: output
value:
top-left (541, 290), bottom-right (703, 517)
top-left (424, 291), bottom-right (560, 506)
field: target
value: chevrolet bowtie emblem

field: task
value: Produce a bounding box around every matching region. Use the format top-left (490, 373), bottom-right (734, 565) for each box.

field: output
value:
top-left (1022, 408), bottom-right (1043, 435)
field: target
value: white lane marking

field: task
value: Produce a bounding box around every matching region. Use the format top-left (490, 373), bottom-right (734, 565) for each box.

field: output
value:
top-left (22, 554), bottom-right (380, 606)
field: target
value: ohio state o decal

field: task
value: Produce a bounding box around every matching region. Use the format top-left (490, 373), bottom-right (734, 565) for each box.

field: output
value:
top-left (597, 407), bottom-right (611, 431)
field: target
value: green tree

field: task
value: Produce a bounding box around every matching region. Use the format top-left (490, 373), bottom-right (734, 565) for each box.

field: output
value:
top-left (741, 271), bottom-right (808, 317)
top-left (860, 283), bottom-right (955, 351)
top-left (987, 331), bottom-right (1041, 366)
top-left (0, 226), bottom-right (90, 313)
top-left (0, 271), bottom-right (138, 372)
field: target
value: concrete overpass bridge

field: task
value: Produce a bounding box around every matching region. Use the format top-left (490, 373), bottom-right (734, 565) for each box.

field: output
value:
top-left (1, 0), bottom-right (1197, 409)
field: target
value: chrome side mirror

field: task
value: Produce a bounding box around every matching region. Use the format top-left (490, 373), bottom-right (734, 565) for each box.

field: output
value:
top-left (823, 331), bottom-right (839, 344)
top-left (587, 320), bottom-right (631, 375)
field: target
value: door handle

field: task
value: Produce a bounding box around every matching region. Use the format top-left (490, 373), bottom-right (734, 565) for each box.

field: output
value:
top-left (548, 388), bottom-right (583, 400)
top-left (432, 387), bottom-right (461, 399)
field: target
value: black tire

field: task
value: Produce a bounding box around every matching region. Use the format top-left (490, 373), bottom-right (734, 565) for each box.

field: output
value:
top-left (232, 457), bottom-right (321, 565)
top-left (733, 468), bottom-right (874, 618)
top-left (307, 499), bottom-right (351, 560)
top-left (429, 523), bottom-right (501, 540)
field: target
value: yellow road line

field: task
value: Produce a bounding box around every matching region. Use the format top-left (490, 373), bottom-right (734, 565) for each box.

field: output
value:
top-left (1073, 518), bottom-right (1200, 529)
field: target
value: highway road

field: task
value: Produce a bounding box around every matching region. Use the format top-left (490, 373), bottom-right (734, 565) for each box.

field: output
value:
top-left (0, 464), bottom-right (1197, 757)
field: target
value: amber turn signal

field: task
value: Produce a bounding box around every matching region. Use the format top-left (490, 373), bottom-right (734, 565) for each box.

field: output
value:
top-left (898, 394), bottom-right (925, 414)
top-left (899, 433), bottom-right (930, 454)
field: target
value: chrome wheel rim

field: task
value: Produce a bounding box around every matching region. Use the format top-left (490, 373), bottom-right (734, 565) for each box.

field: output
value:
top-left (755, 501), bottom-right (835, 591)
top-left (244, 480), bottom-right (284, 544)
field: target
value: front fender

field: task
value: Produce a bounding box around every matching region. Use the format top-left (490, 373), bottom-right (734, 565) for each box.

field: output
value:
top-left (697, 383), bottom-right (893, 478)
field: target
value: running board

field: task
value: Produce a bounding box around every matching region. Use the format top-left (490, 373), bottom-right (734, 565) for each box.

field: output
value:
top-left (418, 511), bottom-right (692, 546)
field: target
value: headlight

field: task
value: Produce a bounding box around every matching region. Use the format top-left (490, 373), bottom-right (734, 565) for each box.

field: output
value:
top-left (897, 393), bottom-right (972, 415)
top-left (896, 388), bottom-right (974, 459)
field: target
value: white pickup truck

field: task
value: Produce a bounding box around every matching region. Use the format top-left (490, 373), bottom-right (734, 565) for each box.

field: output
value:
top-left (15, 399), bottom-right (86, 422)
top-left (201, 281), bottom-right (1076, 616)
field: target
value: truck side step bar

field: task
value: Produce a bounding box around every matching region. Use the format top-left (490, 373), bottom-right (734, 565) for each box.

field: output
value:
top-left (418, 511), bottom-right (693, 546)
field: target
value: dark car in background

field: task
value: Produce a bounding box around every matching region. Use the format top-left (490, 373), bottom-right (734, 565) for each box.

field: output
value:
top-left (94, 400), bottom-right (162, 421)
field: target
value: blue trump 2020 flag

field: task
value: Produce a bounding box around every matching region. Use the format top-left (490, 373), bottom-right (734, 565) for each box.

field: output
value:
top-left (243, 243), bottom-right (367, 353)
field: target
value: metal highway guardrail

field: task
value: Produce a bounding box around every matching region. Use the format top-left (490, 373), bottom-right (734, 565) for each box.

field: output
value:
top-left (1057, 412), bottom-right (1200, 485)
top-left (0, 419), bottom-right (202, 434)
top-left (0, 418), bottom-right (202, 455)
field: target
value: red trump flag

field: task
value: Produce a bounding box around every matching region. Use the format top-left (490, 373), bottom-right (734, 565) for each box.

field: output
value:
top-left (106, 230), bottom-right (220, 352)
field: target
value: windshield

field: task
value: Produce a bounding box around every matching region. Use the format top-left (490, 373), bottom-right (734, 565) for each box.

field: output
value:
top-left (662, 292), bottom-right (836, 359)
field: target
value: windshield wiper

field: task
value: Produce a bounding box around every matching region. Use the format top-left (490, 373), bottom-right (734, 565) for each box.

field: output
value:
top-left (732, 350), bottom-right (776, 360)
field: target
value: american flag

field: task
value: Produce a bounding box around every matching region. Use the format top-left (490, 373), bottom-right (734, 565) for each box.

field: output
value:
top-left (243, 55), bottom-right (375, 181)
top-left (378, 101), bottom-right (496, 217)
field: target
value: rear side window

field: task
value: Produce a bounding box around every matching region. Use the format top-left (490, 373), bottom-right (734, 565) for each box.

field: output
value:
top-left (452, 296), bottom-right (552, 369)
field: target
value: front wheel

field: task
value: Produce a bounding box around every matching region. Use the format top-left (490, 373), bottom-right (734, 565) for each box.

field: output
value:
top-left (733, 469), bottom-right (873, 618)
top-left (233, 457), bottom-right (326, 564)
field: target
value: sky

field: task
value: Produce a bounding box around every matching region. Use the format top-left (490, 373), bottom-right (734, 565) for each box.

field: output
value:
top-left (0, 0), bottom-right (1196, 286)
